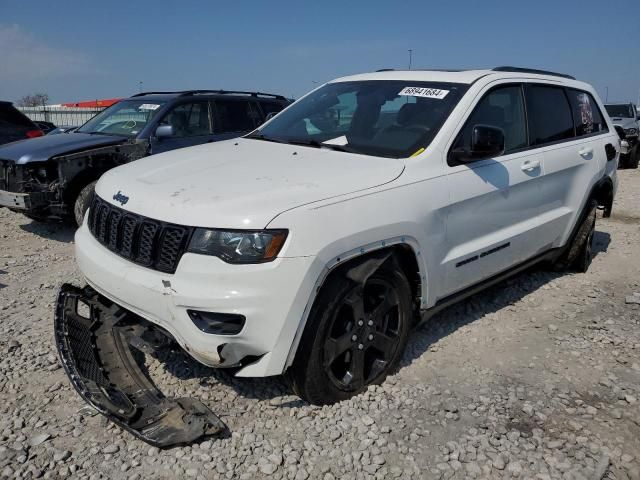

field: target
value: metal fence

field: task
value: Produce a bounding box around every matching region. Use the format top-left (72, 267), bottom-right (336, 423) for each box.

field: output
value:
top-left (17, 106), bottom-right (106, 127)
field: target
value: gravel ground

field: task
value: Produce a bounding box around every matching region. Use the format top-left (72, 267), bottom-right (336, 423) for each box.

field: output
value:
top-left (1, 169), bottom-right (639, 480)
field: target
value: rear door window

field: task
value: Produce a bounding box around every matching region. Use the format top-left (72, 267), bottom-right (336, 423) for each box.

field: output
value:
top-left (213, 100), bottom-right (261, 133)
top-left (566, 90), bottom-right (608, 137)
top-left (526, 85), bottom-right (575, 145)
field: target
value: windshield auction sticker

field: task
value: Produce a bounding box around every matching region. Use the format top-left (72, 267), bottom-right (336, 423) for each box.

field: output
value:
top-left (398, 87), bottom-right (449, 99)
top-left (138, 104), bottom-right (161, 111)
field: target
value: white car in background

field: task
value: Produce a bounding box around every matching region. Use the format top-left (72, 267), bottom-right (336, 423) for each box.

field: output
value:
top-left (55, 66), bottom-right (619, 447)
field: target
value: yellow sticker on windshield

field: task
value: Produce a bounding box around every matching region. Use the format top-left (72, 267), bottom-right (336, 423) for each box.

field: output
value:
top-left (410, 147), bottom-right (425, 157)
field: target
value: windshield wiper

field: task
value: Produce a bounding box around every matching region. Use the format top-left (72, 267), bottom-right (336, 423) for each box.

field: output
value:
top-left (247, 134), bottom-right (356, 153)
top-left (286, 139), bottom-right (355, 153)
top-left (245, 132), bottom-right (285, 144)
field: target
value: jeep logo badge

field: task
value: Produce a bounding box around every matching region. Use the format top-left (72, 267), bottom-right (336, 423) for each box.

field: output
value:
top-left (112, 191), bottom-right (129, 206)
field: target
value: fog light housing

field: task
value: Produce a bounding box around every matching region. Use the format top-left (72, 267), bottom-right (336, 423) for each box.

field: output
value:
top-left (187, 310), bottom-right (246, 335)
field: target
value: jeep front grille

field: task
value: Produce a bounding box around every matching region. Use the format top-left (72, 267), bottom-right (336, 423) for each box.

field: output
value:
top-left (87, 195), bottom-right (193, 274)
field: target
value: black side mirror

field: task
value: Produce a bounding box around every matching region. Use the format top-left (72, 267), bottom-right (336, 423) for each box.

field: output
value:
top-left (155, 124), bottom-right (174, 139)
top-left (451, 125), bottom-right (505, 163)
top-left (614, 125), bottom-right (626, 140)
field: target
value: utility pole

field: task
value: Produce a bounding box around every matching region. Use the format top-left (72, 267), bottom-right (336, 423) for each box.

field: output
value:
top-left (605, 86), bottom-right (609, 102)
top-left (408, 49), bottom-right (413, 70)
top-left (138, 81), bottom-right (143, 93)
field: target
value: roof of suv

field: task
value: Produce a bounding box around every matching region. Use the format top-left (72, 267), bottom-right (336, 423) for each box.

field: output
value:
top-left (332, 66), bottom-right (584, 87)
top-left (129, 90), bottom-right (289, 102)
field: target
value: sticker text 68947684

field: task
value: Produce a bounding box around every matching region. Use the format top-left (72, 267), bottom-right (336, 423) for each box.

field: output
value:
top-left (398, 87), bottom-right (450, 100)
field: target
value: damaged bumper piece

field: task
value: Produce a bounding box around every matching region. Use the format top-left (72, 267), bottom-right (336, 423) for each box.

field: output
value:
top-left (54, 284), bottom-right (226, 447)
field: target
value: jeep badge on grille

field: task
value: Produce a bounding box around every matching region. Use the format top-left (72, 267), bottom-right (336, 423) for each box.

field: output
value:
top-left (113, 191), bottom-right (129, 206)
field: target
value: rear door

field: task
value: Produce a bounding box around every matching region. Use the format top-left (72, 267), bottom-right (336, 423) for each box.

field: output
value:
top-left (443, 83), bottom-right (546, 294)
top-left (533, 85), bottom-right (610, 247)
top-left (150, 101), bottom-right (214, 154)
top-left (212, 99), bottom-right (263, 141)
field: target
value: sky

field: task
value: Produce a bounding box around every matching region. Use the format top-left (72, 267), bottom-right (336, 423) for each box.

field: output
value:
top-left (1, 0), bottom-right (639, 104)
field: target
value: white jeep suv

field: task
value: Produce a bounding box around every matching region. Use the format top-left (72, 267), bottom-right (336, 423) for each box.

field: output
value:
top-left (55, 67), bottom-right (619, 446)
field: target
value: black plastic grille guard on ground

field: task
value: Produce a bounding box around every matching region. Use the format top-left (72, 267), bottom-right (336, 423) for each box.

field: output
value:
top-left (54, 284), bottom-right (227, 447)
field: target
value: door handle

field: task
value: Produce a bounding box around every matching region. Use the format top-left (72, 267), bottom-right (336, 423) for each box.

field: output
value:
top-left (579, 147), bottom-right (593, 158)
top-left (521, 160), bottom-right (540, 172)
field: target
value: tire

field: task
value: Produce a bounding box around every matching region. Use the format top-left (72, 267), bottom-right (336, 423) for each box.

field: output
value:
top-left (553, 200), bottom-right (596, 273)
top-left (73, 181), bottom-right (97, 227)
top-left (290, 256), bottom-right (412, 405)
top-left (628, 144), bottom-right (640, 169)
top-left (618, 154), bottom-right (628, 169)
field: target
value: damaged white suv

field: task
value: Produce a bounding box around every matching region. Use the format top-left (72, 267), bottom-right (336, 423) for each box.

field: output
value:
top-left (56, 67), bottom-right (619, 446)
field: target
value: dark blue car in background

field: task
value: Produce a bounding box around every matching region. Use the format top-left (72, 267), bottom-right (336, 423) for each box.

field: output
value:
top-left (0, 90), bottom-right (290, 225)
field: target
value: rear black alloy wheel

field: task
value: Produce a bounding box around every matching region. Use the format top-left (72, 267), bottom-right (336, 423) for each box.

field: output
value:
top-left (552, 200), bottom-right (596, 273)
top-left (291, 257), bottom-right (412, 405)
top-left (573, 212), bottom-right (595, 273)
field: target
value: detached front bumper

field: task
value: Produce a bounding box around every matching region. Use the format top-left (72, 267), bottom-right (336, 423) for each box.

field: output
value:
top-left (54, 284), bottom-right (226, 447)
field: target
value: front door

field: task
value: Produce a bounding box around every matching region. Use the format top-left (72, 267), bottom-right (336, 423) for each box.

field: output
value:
top-left (442, 83), bottom-right (545, 295)
top-left (150, 101), bottom-right (214, 154)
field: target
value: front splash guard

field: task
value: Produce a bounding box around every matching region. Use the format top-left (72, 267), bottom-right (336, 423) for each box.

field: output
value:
top-left (54, 284), bottom-right (227, 447)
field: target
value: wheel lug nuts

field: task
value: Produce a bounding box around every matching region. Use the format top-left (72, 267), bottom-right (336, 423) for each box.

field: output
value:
top-left (358, 343), bottom-right (364, 350)
top-left (368, 334), bottom-right (373, 340)
top-left (351, 335), bottom-right (358, 342)
top-left (357, 320), bottom-right (364, 326)
top-left (367, 320), bottom-right (373, 326)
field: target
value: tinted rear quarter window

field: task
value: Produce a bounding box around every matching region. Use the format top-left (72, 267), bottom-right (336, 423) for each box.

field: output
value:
top-left (526, 85), bottom-right (575, 145)
top-left (214, 100), bottom-right (261, 133)
top-left (566, 90), bottom-right (608, 137)
top-left (259, 101), bottom-right (286, 117)
top-left (0, 104), bottom-right (34, 129)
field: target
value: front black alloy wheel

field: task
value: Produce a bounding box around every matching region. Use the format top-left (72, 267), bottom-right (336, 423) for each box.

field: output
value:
top-left (74, 180), bottom-right (97, 227)
top-left (291, 256), bottom-right (412, 405)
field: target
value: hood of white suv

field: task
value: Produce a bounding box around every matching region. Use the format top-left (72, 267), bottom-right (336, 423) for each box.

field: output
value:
top-left (95, 138), bottom-right (404, 229)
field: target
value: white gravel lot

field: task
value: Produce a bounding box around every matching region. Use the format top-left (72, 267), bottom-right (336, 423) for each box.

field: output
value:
top-left (0, 169), bottom-right (639, 480)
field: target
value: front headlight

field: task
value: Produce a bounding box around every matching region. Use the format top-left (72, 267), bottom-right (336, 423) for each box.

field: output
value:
top-left (187, 229), bottom-right (288, 264)
top-left (625, 128), bottom-right (638, 136)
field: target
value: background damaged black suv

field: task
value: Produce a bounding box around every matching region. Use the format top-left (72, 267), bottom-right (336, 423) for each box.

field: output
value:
top-left (0, 90), bottom-right (290, 225)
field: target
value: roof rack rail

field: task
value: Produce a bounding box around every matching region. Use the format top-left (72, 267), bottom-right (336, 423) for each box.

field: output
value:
top-left (376, 68), bottom-right (395, 72)
top-left (184, 90), bottom-right (287, 100)
top-left (132, 90), bottom-right (286, 100)
top-left (131, 91), bottom-right (181, 97)
top-left (492, 66), bottom-right (575, 80)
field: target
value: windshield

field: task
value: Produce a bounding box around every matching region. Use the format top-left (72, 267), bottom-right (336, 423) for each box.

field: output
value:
top-left (78, 100), bottom-right (167, 137)
top-left (249, 80), bottom-right (467, 158)
top-left (605, 104), bottom-right (634, 118)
